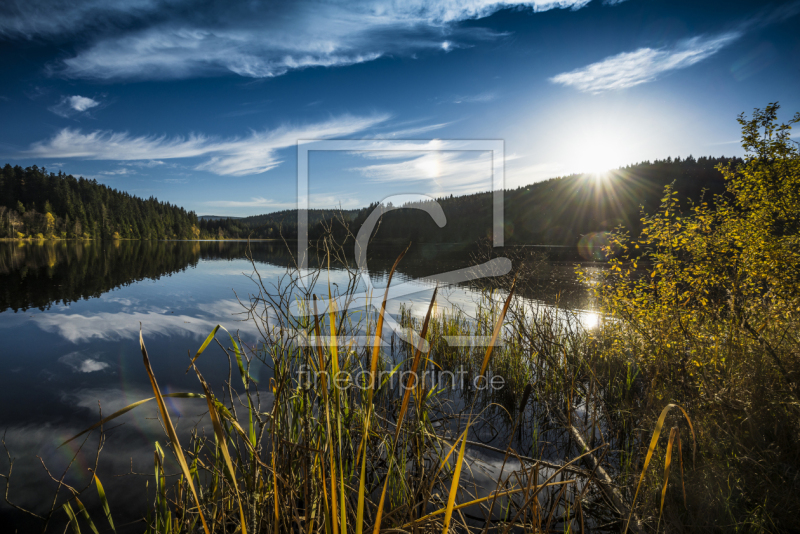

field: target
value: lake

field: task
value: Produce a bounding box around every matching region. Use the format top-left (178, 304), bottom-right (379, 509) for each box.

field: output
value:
top-left (0, 239), bottom-right (600, 531)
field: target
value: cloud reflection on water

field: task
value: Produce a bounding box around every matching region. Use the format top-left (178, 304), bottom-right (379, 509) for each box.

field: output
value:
top-left (31, 299), bottom-right (255, 343)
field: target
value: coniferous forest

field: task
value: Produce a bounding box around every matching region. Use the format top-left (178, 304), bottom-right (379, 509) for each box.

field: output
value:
top-left (0, 164), bottom-right (201, 240)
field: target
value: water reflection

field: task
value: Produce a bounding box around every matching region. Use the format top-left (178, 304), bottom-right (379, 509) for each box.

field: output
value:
top-left (0, 240), bottom-right (598, 313)
top-left (0, 240), bottom-right (601, 530)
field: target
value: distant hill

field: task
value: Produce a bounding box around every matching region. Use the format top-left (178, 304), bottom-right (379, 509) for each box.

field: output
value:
top-left (199, 156), bottom-right (740, 252)
top-left (199, 215), bottom-right (242, 221)
top-left (237, 209), bottom-right (360, 226)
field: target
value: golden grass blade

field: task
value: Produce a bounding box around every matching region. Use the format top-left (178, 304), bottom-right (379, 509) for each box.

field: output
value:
top-left (624, 403), bottom-right (695, 534)
top-left (368, 244), bottom-right (409, 402)
top-left (478, 279), bottom-right (516, 377)
top-left (402, 480), bottom-right (574, 529)
top-left (365, 245), bottom-right (408, 534)
top-left (193, 365), bottom-right (248, 534)
top-left (60, 393), bottom-right (206, 447)
top-left (658, 427), bottom-right (678, 530)
top-left (93, 473), bottom-right (115, 532)
top-left (441, 424), bottom-right (469, 534)
top-left (394, 287), bottom-right (438, 442)
top-left (139, 326), bottom-right (211, 534)
top-left (429, 429), bottom-right (468, 483)
top-left (326, 291), bottom-right (347, 534)
top-left (371, 472), bottom-right (391, 534)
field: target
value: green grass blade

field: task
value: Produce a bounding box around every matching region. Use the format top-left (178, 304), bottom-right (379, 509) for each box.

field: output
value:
top-left (187, 324), bottom-right (221, 368)
top-left (63, 501), bottom-right (81, 534)
top-left (93, 474), bottom-right (115, 532)
top-left (74, 497), bottom-right (100, 534)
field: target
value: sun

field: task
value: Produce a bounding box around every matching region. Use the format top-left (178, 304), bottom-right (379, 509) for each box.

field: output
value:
top-left (574, 128), bottom-right (631, 175)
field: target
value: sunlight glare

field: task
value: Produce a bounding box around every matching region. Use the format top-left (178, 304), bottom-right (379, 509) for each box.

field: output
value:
top-left (575, 128), bottom-right (629, 175)
top-left (581, 311), bottom-right (600, 330)
top-left (416, 153), bottom-right (441, 178)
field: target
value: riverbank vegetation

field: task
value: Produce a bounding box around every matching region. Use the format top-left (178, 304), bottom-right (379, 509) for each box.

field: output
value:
top-left (4, 105), bottom-right (798, 532)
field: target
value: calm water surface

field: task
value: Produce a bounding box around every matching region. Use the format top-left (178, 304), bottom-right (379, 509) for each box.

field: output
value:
top-left (0, 240), bottom-right (598, 530)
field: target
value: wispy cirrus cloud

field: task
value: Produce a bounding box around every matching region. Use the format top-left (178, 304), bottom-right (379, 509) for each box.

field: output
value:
top-left (204, 197), bottom-right (293, 209)
top-left (0, 0), bottom-right (166, 38)
top-left (99, 167), bottom-right (134, 176)
top-left (550, 32), bottom-right (740, 93)
top-left (375, 121), bottom-right (454, 138)
top-left (204, 193), bottom-right (361, 211)
top-left (451, 91), bottom-right (497, 104)
top-left (0, 0), bottom-right (592, 80)
top-left (25, 114), bottom-right (389, 176)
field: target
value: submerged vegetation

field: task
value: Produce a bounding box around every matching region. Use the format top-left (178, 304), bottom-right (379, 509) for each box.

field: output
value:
top-left (2, 104), bottom-right (799, 532)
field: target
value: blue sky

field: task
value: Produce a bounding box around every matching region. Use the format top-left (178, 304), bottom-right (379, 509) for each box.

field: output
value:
top-left (0, 0), bottom-right (798, 216)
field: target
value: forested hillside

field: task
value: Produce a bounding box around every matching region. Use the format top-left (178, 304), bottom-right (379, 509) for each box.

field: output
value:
top-left (205, 155), bottom-right (740, 248)
top-left (0, 164), bottom-right (201, 239)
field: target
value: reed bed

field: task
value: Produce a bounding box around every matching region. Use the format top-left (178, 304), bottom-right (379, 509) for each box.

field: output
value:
top-left (27, 238), bottom-right (644, 534)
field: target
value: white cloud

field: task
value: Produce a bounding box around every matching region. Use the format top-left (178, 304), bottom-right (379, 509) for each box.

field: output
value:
top-left (352, 150), bottom-right (494, 195)
top-left (48, 94), bottom-right (101, 117)
top-left (451, 91), bottom-right (497, 104)
top-left (124, 159), bottom-right (164, 167)
top-left (549, 32), bottom-right (740, 93)
top-left (99, 167), bottom-right (134, 175)
top-left (26, 114), bottom-right (389, 176)
top-left (7, 0), bottom-right (591, 80)
top-left (33, 300), bottom-right (257, 343)
top-left (68, 95), bottom-right (100, 112)
top-left (59, 351), bottom-right (110, 372)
